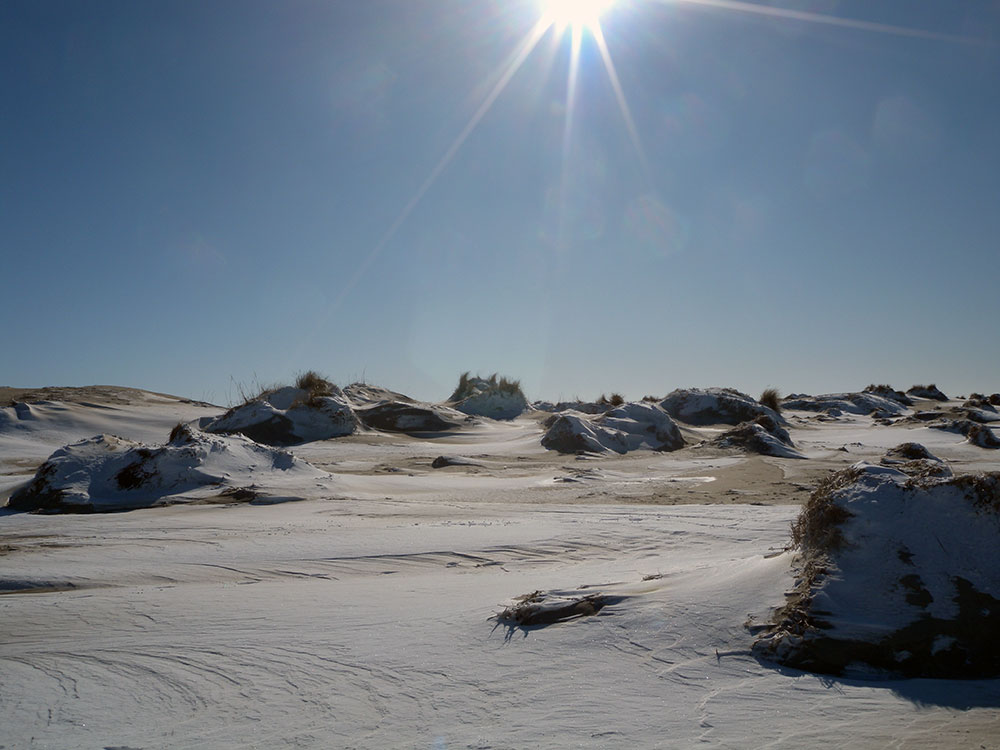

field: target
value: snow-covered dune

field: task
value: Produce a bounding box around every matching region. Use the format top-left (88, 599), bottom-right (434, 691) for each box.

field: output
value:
top-left (2, 383), bottom-right (999, 748)
top-left (8, 425), bottom-right (333, 512)
top-left (754, 456), bottom-right (1000, 678)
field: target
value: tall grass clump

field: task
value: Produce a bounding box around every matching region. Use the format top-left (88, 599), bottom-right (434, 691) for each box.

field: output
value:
top-left (759, 387), bottom-right (782, 413)
top-left (449, 372), bottom-right (524, 401)
top-left (597, 393), bottom-right (626, 407)
top-left (295, 370), bottom-right (334, 398)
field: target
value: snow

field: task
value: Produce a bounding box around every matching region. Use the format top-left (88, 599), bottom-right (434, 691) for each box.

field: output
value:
top-left (754, 460), bottom-right (1000, 678)
top-left (204, 390), bottom-right (358, 443)
top-left (660, 387), bottom-right (782, 425)
top-left (2, 387), bottom-right (1000, 747)
top-left (8, 427), bottom-right (334, 512)
top-left (541, 402), bottom-right (684, 454)
top-left (454, 388), bottom-right (529, 421)
top-left (712, 416), bottom-right (805, 459)
top-left (783, 391), bottom-right (910, 417)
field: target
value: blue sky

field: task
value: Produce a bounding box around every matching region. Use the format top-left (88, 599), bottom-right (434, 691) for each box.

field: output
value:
top-left (3, 0), bottom-right (998, 404)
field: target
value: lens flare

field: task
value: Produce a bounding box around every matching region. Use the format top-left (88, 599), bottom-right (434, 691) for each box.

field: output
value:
top-left (540, 0), bottom-right (618, 31)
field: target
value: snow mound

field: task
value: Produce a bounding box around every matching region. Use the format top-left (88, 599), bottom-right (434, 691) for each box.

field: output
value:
top-left (205, 389), bottom-right (358, 445)
top-left (930, 419), bottom-right (1000, 449)
top-left (532, 400), bottom-right (607, 415)
top-left (454, 390), bottom-right (528, 420)
top-left (961, 398), bottom-right (1000, 423)
top-left (6, 426), bottom-right (328, 513)
top-left (355, 401), bottom-right (463, 433)
top-left (342, 383), bottom-right (415, 407)
top-left (906, 384), bottom-right (949, 401)
top-left (598, 402), bottom-right (685, 451)
top-left (753, 462), bottom-right (1000, 678)
top-left (449, 374), bottom-right (528, 420)
top-left (711, 415), bottom-right (804, 459)
top-left (541, 413), bottom-right (629, 454)
top-left (660, 387), bottom-right (781, 426)
top-left (863, 384), bottom-right (913, 406)
top-left (541, 403), bottom-right (684, 454)
top-left (879, 442), bottom-right (952, 479)
top-left (782, 391), bottom-right (909, 418)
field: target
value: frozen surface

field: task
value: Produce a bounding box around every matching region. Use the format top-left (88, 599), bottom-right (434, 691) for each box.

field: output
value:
top-left (2, 390), bottom-right (999, 747)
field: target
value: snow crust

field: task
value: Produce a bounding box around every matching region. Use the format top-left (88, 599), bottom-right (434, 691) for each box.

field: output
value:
top-left (660, 387), bottom-right (781, 425)
top-left (755, 460), bottom-right (1000, 677)
top-left (3, 386), bottom-right (1000, 748)
top-left (7, 427), bottom-right (332, 512)
top-left (908, 384), bottom-right (949, 401)
top-left (541, 402), bottom-right (683, 454)
top-left (712, 416), bottom-right (805, 459)
top-left (451, 375), bottom-right (529, 420)
top-left (783, 391), bottom-right (910, 417)
top-left (204, 389), bottom-right (358, 444)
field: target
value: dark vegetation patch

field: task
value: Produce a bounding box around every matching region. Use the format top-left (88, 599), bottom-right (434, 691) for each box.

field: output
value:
top-left (712, 415), bottom-right (800, 458)
top-left (431, 455), bottom-right (483, 469)
top-left (789, 467), bottom-right (861, 553)
top-left (449, 372), bottom-right (523, 402)
top-left (115, 448), bottom-right (158, 490)
top-left (6, 463), bottom-right (68, 513)
top-left (169, 422), bottom-right (196, 444)
top-left (885, 442), bottom-right (935, 461)
top-left (597, 393), bottom-right (626, 408)
top-left (951, 472), bottom-right (1000, 513)
top-left (294, 370), bottom-right (334, 398)
top-left (906, 384), bottom-right (949, 401)
top-left (216, 486), bottom-right (259, 502)
top-left (356, 402), bottom-right (460, 433)
top-left (495, 591), bottom-right (627, 628)
top-left (226, 414), bottom-right (300, 446)
top-left (863, 384), bottom-right (913, 406)
top-left (766, 577), bottom-right (1000, 678)
top-left (759, 387), bottom-right (782, 413)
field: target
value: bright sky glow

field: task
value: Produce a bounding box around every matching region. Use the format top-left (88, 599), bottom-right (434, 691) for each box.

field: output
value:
top-left (540, 0), bottom-right (618, 31)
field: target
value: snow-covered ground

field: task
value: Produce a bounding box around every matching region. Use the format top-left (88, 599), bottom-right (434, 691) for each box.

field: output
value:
top-left (2, 386), bottom-right (999, 748)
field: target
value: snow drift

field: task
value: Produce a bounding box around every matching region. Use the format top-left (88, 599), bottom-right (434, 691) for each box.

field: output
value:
top-left (710, 415), bottom-right (804, 459)
top-left (6, 425), bottom-right (329, 513)
top-left (930, 419), bottom-right (1000, 449)
top-left (907, 384), bottom-right (949, 401)
top-left (449, 374), bottom-right (528, 420)
top-left (354, 401), bottom-right (464, 433)
top-left (660, 388), bottom-right (781, 426)
top-left (541, 402), bottom-right (683, 454)
top-left (753, 454), bottom-right (1000, 678)
top-left (782, 391), bottom-right (909, 418)
top-left (205, 386), bottom-right (359, 445)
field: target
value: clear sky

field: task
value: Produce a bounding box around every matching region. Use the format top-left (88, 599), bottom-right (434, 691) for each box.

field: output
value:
top-left (3, 0), bottom-right (998, 405)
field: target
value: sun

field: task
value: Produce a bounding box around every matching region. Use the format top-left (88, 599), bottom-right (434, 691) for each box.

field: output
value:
top-left (539, 0), bottom-right (618, 31)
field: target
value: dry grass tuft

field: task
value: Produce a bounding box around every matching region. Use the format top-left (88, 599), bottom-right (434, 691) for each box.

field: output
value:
top-left (449, 372), bottom-right (524, 401)
top-left (790, 467), bottom-right (861, 553)
top-left (952, 473), bottom-right (1000, 512)
top-left (887, 442), bottom-right (933, 461)
top-left (759, 387), bottom-right (781, 413)
top-left (168, 422), bottom-right (195, 444)
top-left (295, 370), bottom-right (334, 398)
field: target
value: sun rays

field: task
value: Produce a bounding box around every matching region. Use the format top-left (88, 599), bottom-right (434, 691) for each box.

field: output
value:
top-left (316, 0), bottom-right (983, 321)
top-left (540, 0), bottom-right (619, 32)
